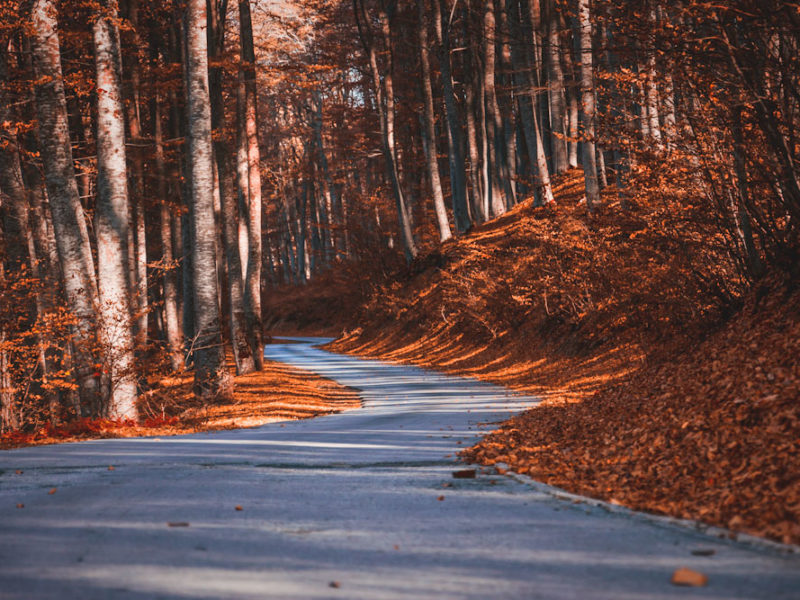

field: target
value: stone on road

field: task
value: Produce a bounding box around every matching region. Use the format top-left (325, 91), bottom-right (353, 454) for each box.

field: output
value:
top-left (1, 338), bottom-right (798, 599)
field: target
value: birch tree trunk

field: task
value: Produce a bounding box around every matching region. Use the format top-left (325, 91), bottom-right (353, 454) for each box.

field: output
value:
top-left (184, 0), bottom-right (232, 402)
top-left (30, 0), bottom-right (102, 415)
top-left (93, 0), bottom-right (138, 417)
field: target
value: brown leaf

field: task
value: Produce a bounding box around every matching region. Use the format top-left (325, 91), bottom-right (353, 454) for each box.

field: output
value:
top-left (48, 488), bottom-right (56, 495)
top-left (16, 503), bottom-right (24, 509)
top-left (328, 581), bottom-right (341, 589)
top-left (14, 470), bottom-right (23, 475)
top-left (235, 505), bottom-right (243, 511)
top-left (671, 567), bottom-right (708, 587)
top-left (107, 466), bottom-right (115, 471)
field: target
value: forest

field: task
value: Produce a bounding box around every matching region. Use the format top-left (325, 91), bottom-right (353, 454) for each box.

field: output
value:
top-left (1, 0), bottom-right (799, 543)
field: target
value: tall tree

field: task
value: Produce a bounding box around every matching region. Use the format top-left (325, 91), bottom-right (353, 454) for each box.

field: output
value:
top-left (93, 0), bottom-right (138, 417)
top-left (29, 0), bottom-right (102, 415)
top-left (577, 0), bottom-right (600, 210)
top-left (418, 0), bottom-right (452, 242)
top-left (184, 0), bottom-right (232, 401)
top-left (238, 0), bottom-right (265, 368)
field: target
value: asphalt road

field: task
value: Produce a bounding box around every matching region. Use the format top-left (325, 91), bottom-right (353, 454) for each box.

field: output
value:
top-left (1, 338), bottom-right (798, 599)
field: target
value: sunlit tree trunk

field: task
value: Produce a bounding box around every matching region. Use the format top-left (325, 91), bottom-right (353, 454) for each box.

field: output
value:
top-left (184, 0), bottom-right (232, 401)
top-left (30, 0), bottom-right (102, 415)
top-left (93, 0), bottom-right (138, 417)
top-left (418, 1), bottom-right (452, 242)
top-left (577, 0), bottom-right (600, 211)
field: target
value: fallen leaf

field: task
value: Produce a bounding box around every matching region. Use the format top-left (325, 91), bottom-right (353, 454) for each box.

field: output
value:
top-left (108, 465), bottom-right (115, 471)
top-left (167, 522), bottom-right (190, 527)
top-left (235, 505), bottom-right (243, 511)
top-left (48, 488), bottom-right (56, 495)
top-left (452, 469), bottom-right (477, 479)
top-left (15, 470), bottom-right (23, 475)
top-left (328, 581), bottom-right (341, 589)
top-left (393, 544), bottom-right (399, 550)
top-left (16, 503), bottom-right (24, 509)
top-left (671, 567), bottom-right (708, 587)
top-left (437, 495), bottom-right (445, 501)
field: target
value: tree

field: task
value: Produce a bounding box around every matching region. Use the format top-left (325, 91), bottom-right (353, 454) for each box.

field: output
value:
top-left (93, 0), bottom-right (138, 416)
top-left (29, 0), bottom-right (102, 416)
top-left (184, 0), bottom-right (232, 401)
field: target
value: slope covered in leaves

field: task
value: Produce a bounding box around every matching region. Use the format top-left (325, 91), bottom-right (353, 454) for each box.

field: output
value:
top-left (271, 171), bottom-right (800, 546)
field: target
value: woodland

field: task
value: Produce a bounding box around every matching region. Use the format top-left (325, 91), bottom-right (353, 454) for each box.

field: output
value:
top-left (0, 0), bottom-right (799, 543)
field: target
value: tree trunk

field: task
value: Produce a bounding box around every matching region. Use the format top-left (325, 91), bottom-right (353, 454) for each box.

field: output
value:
top-left (418, 1), bottom-right (452, 242)
top-left (93, 0), bottom-right (138, 418)
top-left (30, 0), bottom-right (102, 416)
top-left (434, 0), bottom-right (471, 233)
top-left (544, 0), bottom-right (568, 174)
top-left (207, 0), bottom-right (255, 375)
top-left (238, 0), bottom-right (265, 367)
top-left (483, 0), bottom-right (506, 217)
top-left (577, 0), bottom-right (600, 211)
top-left (121, 0), bottom-right (148, 348)
top-left (154, 97), bottom-right (183, 371)
top-left (184, 0), bottom-right (232, 402)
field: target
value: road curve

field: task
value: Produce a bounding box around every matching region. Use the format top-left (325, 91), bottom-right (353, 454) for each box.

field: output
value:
top-left (1, 338), bottom-right (798, 599)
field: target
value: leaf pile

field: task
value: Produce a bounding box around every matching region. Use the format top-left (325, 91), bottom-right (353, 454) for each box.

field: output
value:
top-left (463, 278), bottom-right (800, 545)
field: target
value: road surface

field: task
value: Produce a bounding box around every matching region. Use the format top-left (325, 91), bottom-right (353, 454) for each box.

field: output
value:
top-left (1, 338), bottom-right (798, 599)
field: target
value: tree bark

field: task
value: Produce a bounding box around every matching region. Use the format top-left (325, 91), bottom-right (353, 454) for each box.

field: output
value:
top-left (30, 0), bottom-right (102, 415)
top-left (483, 0), bottom-right (506, 217)
top-left (238, 0), bottom-right (265, 367)
top-left (153, 96), bottom-right (183, 371)
top-left (577, 0), bottom-right (600, 211)
top-left (418, 1), bottom-right (452, 242)
top-left (544, 0), bottom-right (568, 174)
top-left (93, 0), bottom-right (138, 417)
top-left (184, 0), bottom-right (232, 401)
top-left (434, 0), bottom-right (471, 233)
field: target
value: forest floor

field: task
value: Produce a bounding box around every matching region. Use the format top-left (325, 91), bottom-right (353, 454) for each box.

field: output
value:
top-left (0, 354), bottom-right (360, 450)
top-left (268, 171), bottom-right (800, 546)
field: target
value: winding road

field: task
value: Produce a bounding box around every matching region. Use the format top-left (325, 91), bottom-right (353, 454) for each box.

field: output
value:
top-left (1, 338), bottom-right (798, 599)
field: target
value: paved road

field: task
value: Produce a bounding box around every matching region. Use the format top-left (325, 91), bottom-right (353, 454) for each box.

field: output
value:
top-left (1, 338), bottom-right (798, 599)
